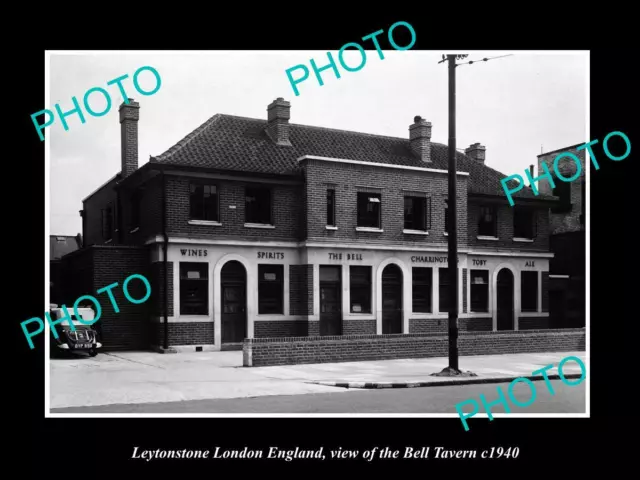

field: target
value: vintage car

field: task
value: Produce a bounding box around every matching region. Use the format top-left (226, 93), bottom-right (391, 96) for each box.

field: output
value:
top-left (49, 304), bottom-right (102, 357)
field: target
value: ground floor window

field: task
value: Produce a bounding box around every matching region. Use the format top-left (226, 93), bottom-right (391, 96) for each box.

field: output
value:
top-left (258, 264), bottom-right (284, 314)
top-left (521, 271), bottom-right (538, 312)
top-left (470, 270), bottom-right (489, 312)
top-left (412, 267), bottom-right (432, 313)
top-left (439, 268), bottom-right (455, 313)
top-left (350, 266), bottom-right (372, 313)
top-left (180, 263), bottom-right (209, 315)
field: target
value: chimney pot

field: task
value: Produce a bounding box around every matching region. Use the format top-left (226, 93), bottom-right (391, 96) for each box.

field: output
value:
top-left (465, 143), bottom-right (486, 164)
top-left (266, 98), bottom-right (292, 146)
top-left (409, 116), bottom-right (432, 163)
top-left (529, 164), bottom-right (535, 177)
top-left (119, 99), bottom-right (140, 177)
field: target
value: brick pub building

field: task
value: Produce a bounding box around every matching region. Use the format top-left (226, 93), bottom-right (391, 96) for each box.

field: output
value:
top-left (58, 97), bottom-right (585, 363)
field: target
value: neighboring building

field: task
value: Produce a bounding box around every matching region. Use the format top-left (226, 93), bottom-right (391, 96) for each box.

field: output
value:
top-left (536, 145), bottom-right (586, 328)
top-left (50, 234), bottom-right (82, 304)
top-left (62, 97), bottom-right (561, 352)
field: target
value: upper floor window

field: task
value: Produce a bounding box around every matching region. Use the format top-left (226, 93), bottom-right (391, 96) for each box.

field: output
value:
top-left (327, 189), bottom-right (336, 227)
top-left (190, 183), bottom-right (219, 222)
top-left (357, 192), bottom-right (381, 229)
top-left (444, 199), bottom-right (450, 234)
top-left (551, 181), bottom-right (572, 213)
top-left (404, 196), bottom-right (431, 231)
top-left (102, 203), bottom-right (114, 241)
top-left (478, 206), bottom-right (497, 237)
top-left (513, 207), bottom-right (536, 239)
top-left (245, 187), bottom-right (272, 225)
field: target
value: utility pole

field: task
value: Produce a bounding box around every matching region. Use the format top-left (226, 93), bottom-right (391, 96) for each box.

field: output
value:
top-left (433, 54), bottom-right (475, 378)
top-left (445, 54), bottom-right (460, 373)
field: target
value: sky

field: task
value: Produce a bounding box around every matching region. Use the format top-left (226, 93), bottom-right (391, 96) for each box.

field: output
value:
top-left (49, 51), bottom-right (587, 236)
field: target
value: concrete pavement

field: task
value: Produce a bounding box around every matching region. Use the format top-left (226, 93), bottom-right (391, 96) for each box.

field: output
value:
top-left (52, 379), bottom-right (586, 414)
top-left (49, 351), bottom-right (586, 410)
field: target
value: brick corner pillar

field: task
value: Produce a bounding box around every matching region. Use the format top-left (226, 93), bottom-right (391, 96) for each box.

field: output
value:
top-left (462, 268), bottom-right (468, 314)
top-left (541, 271), bottom-right (549, 312)
top-left (290, 264), bottom-right (316, 336)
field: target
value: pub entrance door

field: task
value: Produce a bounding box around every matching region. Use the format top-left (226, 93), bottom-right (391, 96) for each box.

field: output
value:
top-left (221, 261), bottom-right (247, 345)
top-left (382, 264), bottom-right (403, 334)
top-left (497, 268), bottom-right (514, 331)
top-left (319, 266), bottom-right (342, 336)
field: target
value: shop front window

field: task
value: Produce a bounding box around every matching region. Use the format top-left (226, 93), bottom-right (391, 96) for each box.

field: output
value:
top-left (470, 270), bottom-right (489, 312)
top-left (521, 271), bottom-right (538, 312)
top-left (412, 267), bottom-right (432, 313)
top-left (180, 263), bottom-right (208, 315)
top-left (258, 264), bottom-right (284, 314)
top-left (350, 266), bottom-right (372, 313)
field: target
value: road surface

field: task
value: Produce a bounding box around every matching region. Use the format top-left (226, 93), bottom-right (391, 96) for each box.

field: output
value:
top-left (52, 379), bottom-right (585, 414)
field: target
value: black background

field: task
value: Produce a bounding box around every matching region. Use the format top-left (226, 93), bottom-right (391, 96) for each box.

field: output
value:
top-left (11, 11), bottom-right (634, 475)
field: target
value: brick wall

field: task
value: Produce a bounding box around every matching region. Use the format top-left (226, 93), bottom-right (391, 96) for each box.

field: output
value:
top-left (83, 176), bottom-right (120, 247)
top-left (165, 176), bottom-right (304, 241)
top-left (150, 322), bottom-right (214, 346)
top-left (150, 261), bottom-right (174, 317)
top-left (254, 321), bottom-right (308, 338)
top-left (302, 159), bottom-right (468, 247)
top-left (121, 176), bottom-right (164, 246)
top-left (243, 328), bottom-right (585, 366)
top-left (343, 319), bottom-right (377, 335)
top-left (409, 317), bottom-right (493, 333)
top-left (62, 246), bottom-right (151, 350)
top-left (467, 202), bottom-right (550, 251)
top-left (91, 246), bottom-right (150, 350)
top-left (519, 316), bottom-right (550, 330)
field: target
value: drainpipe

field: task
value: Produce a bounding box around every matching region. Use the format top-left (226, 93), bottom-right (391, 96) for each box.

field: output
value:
top-left (162, 168), bottom-right (169, 350)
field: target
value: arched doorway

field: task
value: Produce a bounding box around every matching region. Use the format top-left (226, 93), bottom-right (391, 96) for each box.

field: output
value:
top-left (382, 264), bottom-right (403, 334)
top-left (220, 261), bottom-right (247, 344)
top-left (496, 268), bottom-right (514, 330)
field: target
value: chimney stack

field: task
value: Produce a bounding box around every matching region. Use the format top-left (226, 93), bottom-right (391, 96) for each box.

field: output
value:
top-left (409, 116), bottom-right (432, 162)
top-left (266, 98), bottom-right (292, 146)
top-left (465, 143), bottom-right (486, 164)
top-left (119, 99), bottom-right (140, 177)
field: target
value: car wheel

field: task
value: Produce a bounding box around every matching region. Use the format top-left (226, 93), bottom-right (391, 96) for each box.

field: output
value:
top-left (89, 348), bottom-right (98, 357)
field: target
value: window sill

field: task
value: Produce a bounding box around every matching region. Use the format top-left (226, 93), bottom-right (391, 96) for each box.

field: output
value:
top-left (355, 227), bottom-right (383, 233)
top-left (347, 313), bottom-right (375, 319)
top-left (519, 311), bottom-right (543, 317)
top-left (129, 227), bottom-right (140, 234)
top-left (477, 235), bottom-right (499, 241)
top-left (470, 310), bottom-right (490, 315)
top-left (403, 229), bottom-right (429, 236)
top-left (188, 220), bottom-right (222, 226)
top-left (513, 237), bottom-right (534, 243)
top-left (245, 223), bottom-right (275, 229)
top-left (326, 226), bottom-right (338, 230)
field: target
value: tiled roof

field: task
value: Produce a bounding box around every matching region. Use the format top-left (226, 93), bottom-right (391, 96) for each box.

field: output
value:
top-left (152, 114), bottom-right (555, 200)
top-left (50, 235), bottom-right (82, 260)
